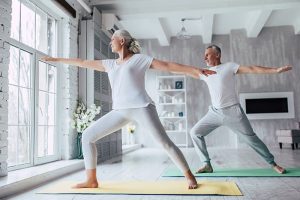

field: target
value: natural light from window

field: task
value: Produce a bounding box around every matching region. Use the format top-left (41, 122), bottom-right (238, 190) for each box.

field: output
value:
top-left (8, 0), bottom-right (58, 169)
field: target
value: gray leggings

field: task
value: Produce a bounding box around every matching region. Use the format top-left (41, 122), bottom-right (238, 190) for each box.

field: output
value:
top-left (190, 104), bottom-right (275, 165)
top-left (82, 104), bottom-right (190, 172)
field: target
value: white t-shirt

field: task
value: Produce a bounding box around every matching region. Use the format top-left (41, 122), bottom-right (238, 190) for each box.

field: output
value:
top-left (200, 62), bottom-right (240, 109)
top-left (102, 54), bottom-right (154, 109)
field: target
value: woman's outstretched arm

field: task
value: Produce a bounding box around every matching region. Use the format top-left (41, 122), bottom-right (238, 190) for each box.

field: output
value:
top-left (41, 57), bottom-right (106, 72)
top-left (150, 59), bottom-right (216, 79)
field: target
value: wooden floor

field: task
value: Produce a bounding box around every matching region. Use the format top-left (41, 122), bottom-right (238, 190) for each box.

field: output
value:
top-left (7, 147), bottom-right (300, 200)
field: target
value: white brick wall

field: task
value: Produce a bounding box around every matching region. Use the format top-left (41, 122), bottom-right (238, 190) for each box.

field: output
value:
top-left (0, 0), bottom-right (80, 173)
top-left (59, 19), bottom-right (79, 160)
top-left (0, 0), bottom-right (11, 177)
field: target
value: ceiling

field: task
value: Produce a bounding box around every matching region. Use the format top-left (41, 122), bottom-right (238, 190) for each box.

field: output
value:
top-left (84, 0), bottom-right (300, 46)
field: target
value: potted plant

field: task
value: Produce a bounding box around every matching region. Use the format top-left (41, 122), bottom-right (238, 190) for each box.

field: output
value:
top-left (71, 101), bottom-right (101, 159)
top-left (126, 123), bottom-right (136, 144)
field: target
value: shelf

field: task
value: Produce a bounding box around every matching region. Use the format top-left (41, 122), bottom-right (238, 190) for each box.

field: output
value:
top-left (166, 130), bottom-right (187, 133)
top-left (177, 144), bottom-right (188, 147)
top-left (159, 116), bottom-right (186, 119)
top-left (158, 89), bottom-right (185, 92)
top-left (156, 75), bottom-right (188, 147)
top-left (157, 75), bottom-right (186, 79)
top-left (158, 103), bottom-right (185, 105)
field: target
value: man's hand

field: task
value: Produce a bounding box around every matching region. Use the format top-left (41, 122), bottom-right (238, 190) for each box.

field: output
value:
top-left (276, 65), bottom-right (292, 73)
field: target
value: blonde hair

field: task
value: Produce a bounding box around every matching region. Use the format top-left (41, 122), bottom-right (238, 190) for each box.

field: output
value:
top-left (113, 30), bottom-right (141, 54)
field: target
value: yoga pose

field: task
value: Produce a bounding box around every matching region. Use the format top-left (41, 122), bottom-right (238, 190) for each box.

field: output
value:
top-left (42, 30), bottom-right (216, 189)
top-left (190, 45), bottom-right (291, 174)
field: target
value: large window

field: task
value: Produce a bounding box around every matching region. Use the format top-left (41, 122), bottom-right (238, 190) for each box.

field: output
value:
top-left (8, 47), bottom-right (32, 168)
top-left (8, 0), bottom-right (58, 170)
top-left (37, 61), bottom-right (57, 159)
top-left (11, 0), bottom-right (57, 56)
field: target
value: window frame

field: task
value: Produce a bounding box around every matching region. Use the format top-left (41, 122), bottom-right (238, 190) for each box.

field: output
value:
top-left (7, 0), bottom-right (62, 171)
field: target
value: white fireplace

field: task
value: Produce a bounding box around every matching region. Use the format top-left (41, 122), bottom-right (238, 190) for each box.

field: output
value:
top-left (239, 92), bottom-right (295, 120)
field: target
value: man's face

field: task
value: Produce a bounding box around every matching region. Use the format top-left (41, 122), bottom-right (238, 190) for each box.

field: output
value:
top-left (204, 48), bottom-right (220, 66)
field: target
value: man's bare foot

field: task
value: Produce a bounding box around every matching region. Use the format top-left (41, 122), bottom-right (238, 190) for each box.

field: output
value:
top-left (196, 164), bottom-right (213, 173)
top-left (273, 165), bottom-right (286, 174)
top-left (184, 170), bottom-right (198, 189)
top-left (72, 180), bottom-right (99, 188)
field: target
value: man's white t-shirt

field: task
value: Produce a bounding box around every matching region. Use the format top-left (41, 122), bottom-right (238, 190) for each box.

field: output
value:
top-left (102, 54), bottom-right (154, 110)
top-left (200, 62), bottom-right (240, 109)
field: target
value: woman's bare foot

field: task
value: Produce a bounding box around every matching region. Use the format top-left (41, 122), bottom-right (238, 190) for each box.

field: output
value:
top-left (72, 180), bottom-right (99, 188)
top-left (273, 164), bottom-right (286, 174)
top-left (184, 170), bottom-right (198, 189)
top-left (196, 164), bottom-right (213, 173)
top-left (72, 169), bottom-right (99, 188)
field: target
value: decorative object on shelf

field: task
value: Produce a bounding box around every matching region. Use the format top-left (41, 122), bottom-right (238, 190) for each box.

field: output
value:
top-left (178, 112), bottom-right (184, 117)
top-left (178, 122), bottom-right (183, 131)
top-left (175, 81), bottom-right (183, 89)
top-left (71, 101), bottom-right (101, 159)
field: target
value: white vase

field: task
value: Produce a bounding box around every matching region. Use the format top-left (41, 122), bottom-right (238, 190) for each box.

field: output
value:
top-left (129, 134), bottom-right (135, 145)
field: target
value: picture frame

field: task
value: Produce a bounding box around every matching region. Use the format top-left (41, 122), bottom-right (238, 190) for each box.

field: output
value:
top-left (175, 81), bottom-right (183, 89)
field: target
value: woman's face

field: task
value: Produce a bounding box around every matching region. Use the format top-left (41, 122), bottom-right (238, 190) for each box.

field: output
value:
top-left (110, 35), bottom-right (123, 53)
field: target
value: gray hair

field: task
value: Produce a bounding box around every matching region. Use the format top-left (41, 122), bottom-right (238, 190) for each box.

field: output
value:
top-left (113, 30), bottom-right (141, 54)
top-left (206, 44), bottom-right (221, 56)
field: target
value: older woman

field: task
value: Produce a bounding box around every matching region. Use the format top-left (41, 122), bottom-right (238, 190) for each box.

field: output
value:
top-left (42, 30), bottom-right (216, 189)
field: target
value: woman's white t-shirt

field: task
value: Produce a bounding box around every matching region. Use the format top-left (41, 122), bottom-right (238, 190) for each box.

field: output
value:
top-left (102, 54), bottom-right (154, 110)
top-left (200, 62), bottom-right (240, 109)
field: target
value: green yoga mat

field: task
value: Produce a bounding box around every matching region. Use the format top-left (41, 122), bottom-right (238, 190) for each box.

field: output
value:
top-left (162, 167), bottom-right (300, 177)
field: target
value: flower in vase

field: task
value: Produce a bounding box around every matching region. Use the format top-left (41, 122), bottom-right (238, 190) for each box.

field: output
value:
top-left (127, 123), bottom-right (136, 134)
top-left (71, 101), bottom-right (101, 133)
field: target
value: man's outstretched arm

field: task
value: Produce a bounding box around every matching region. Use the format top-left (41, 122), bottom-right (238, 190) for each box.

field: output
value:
top-left (237, 65), bottom-right (292, 74)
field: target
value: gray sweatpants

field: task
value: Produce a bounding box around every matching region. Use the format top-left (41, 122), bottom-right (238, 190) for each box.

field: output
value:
top-left (82, 104), bottom-right (190, 172)
top-left (190, 104), bottom-right (276, 165)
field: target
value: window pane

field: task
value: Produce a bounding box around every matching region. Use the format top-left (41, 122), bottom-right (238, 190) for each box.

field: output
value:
top-left (8, 85), bottom-right (18, 125)
top-left (36, 7), bottom-right (47, 53)
top-left (11, 0), bottom-right (20, 41)
top-left (19, 50), bottom-right (31, 88)
top-left (37, 126), bottom-right (46, 157)
top-left (48, 93), bottom-right (55, 125)
top-left (48, 17), bottom-right (56, 56)
top-left (18, 126), bottom-right (30, 164)
top-left (20, 0), bottom-right (35, 48)
top-left (47, 126), bottom-right (54, 155)
top-left (7, 126), bottom-right (18, 167)
top-left (8, 46), bottom-right (19, 86)
top-left (38, 91), bottom-right (47, 125)
top-left (39, 61), bottom-right (47, 91)
top-left (48, 65), bottom-right (56, 93)
top-left (19, 88), bottom-right (31, 125)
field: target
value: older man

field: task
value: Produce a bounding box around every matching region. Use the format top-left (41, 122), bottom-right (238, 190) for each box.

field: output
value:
top-left (190, 45), bottom-right (292, 174)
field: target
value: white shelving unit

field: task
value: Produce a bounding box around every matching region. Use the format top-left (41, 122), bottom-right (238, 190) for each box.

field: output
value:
top-left (156, 75), bottom-right (188, 147)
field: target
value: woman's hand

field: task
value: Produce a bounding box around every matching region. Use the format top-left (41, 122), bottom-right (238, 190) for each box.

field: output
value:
top-left (41, 56), bottom-right (59, 62)
top-left (190, 68), bottom-right (217, 79)
top-left (200, 68), bottom-right (217, 76)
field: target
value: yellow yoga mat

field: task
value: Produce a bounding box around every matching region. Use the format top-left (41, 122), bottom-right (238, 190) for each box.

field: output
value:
top-left (38, 180), bottom-right (242, 196)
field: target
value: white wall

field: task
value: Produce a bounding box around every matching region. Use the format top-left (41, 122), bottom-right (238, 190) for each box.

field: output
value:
top-left (0, 0), bottom-right (11, 176)
top-left (140, 26), bottom-right (300, 149)
top-left (58, 18), bottom-right (79, 160)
